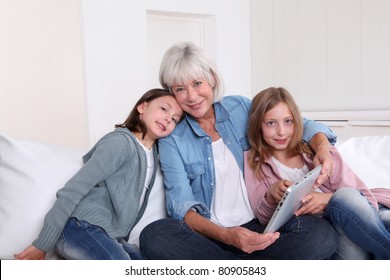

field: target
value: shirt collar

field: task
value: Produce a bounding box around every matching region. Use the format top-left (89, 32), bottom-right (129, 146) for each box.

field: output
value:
top-left (184, 101), bottom-right (230, 136)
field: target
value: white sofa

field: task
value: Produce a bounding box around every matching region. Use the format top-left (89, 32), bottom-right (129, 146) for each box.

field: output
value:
top-left (1, 133), bottom-right (389, 259)
top-left (0, 133), bottom-right (84, 259)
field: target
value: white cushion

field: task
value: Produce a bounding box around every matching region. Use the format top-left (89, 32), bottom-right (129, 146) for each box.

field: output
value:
top-left (0, 133), bottom-right (83, 259)
top-left (336, 135), bottom-right (390, 189)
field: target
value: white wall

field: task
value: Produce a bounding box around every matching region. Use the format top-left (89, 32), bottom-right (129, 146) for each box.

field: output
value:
top-left (250, 0), bottom-right (390, 112)
top-left (0, 0), bottom-right (87, 149)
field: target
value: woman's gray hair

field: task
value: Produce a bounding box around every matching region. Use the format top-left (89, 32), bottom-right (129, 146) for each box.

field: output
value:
top-left (159, 42), bottom-right (225, 102)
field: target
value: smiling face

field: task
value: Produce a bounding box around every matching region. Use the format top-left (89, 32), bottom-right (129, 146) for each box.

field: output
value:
top-left (261, 101), bottom-right (295, 153)
top-left (137, 95), bottom-right (183, 141)
top-left (171, 78), bottom-right (215, 120)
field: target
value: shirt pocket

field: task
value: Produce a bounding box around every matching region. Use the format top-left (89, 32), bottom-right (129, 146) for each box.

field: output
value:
top-left (184, 162), bottom-right (205, 197)
top-left (184, 162), bottom-right (205, 180)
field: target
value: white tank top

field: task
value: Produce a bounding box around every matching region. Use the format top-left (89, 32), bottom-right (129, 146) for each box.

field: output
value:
top-left (210, 139), bottom-right (254, 227)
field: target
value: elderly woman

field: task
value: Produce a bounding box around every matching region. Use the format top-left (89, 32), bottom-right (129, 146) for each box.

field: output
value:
top-left (140, 42), bottom-right (338, 259)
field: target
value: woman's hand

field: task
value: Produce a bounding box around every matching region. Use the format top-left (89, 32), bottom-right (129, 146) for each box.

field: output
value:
top-left (309, 133), bottom-right (335, 188)
top-left (224, 227), bottom-right (280, 254)
top-left (185, 210), bottom-right (279, 254)
top-left (313, 149), bottom-right (334, 187)
top-left (14, 245), bottom-right (46, 260)
top-left (295, 192), bottom-right (332, 216)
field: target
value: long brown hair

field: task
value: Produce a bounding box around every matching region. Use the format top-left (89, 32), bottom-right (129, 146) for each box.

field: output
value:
top-left (115, 88), bottom-right (179, 139)
top-left (247, 87), bottom-right (313, 179)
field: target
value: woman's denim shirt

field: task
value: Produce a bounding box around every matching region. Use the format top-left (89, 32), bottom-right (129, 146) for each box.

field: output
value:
top-left (158, 95), bottom-right (337, 221)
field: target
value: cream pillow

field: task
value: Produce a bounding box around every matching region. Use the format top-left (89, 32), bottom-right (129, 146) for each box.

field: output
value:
top-left (336, 135), bottom-right (390, 189)
top-left (0, 133), bottom-right (83, 259)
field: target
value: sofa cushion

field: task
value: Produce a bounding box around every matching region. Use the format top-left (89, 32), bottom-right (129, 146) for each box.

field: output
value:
top-left (336, 135), bottom-right (390, 189)
top-left (0, 133), bottom-right (83, 259)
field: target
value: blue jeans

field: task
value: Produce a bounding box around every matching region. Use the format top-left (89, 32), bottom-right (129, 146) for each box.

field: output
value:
top-left (379, 204), bottom-right (390, 232)
top-left (323, 188), bottom-right (390, 259)
top-left (55, 217), bottom-right (143, 260)
top-left (330, 231), bottom-right (372, 260)
top-left (139, 215), bottom-right (337, 260)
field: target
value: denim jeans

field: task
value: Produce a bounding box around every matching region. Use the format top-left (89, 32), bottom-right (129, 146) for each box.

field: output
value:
top-left (55, 217), bottom-right (143, 260)
top-left (379, 204), bottom-right (390, 232)
top-left (139, 215), bottom-right (337, 260)
top-left (330, 231), bottom-right (372, 260)
top-left (323, 188), bottom-right (390, 259)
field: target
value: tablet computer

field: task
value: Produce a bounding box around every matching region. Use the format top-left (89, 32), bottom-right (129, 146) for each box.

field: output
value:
top-left (263, 164), bottom-right (322, 233)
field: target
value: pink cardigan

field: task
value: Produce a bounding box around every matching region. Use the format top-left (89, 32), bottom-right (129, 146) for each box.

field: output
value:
top-left (244, 147), bottom-right (390, 225)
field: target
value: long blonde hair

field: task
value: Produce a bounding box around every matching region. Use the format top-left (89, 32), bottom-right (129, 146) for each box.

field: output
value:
top-left (247, 87), bottom-right (313, 179)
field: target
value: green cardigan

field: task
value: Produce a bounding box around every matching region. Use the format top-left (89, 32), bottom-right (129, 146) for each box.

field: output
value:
top-left (33, 128), bottom-right (157, 252)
